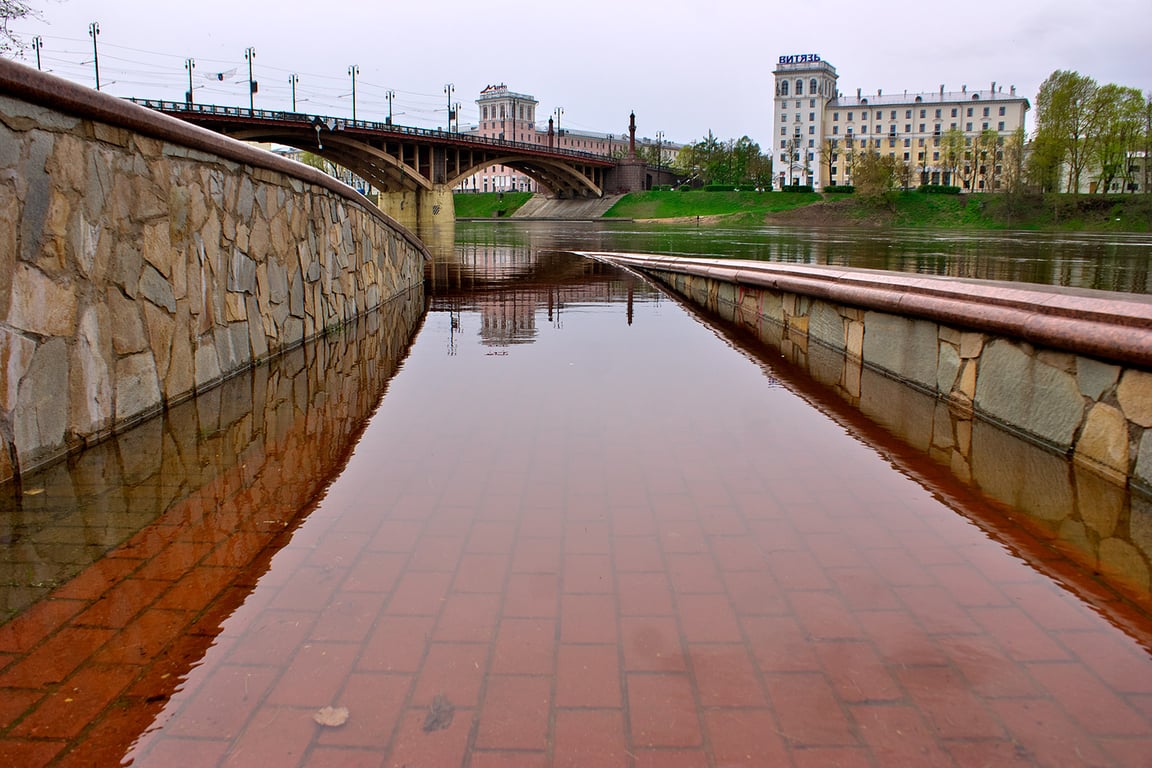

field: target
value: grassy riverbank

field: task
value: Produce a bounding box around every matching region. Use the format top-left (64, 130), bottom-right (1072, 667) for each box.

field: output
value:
top-left (453, 190), bottom-right (1152, 231)
top-left (772, 192), bottom-right (1152, 231)
top-left (453, 191), bottom-right (533, 218)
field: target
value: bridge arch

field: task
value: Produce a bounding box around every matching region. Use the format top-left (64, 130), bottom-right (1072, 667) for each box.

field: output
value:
top-left (448, 155), bottom-right (604, 198)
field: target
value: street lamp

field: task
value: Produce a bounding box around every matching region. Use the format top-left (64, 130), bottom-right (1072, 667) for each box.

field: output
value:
top-left (244, 47), bottom-right (256, 113)
top-left (386, 89), bottom-right (395, 125)
top-left (88, 23), bottom-right (100, 90)
top-left (656, 131), bottom-right (664, 166)
top-left (289, 73), bottom-right (299, 111)
top-left (555, 106), bottom-right (563, 147)
top-left (185, 58), bottom-right (195, 105)
top-left (32, 36), bottom-right (43, 70)
top-left (348, 65), bottom-right (359, 122)
top-left (444, 83), bottom-right (454, 132)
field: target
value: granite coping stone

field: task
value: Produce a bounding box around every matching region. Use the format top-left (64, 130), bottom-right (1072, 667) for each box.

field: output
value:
top-left (580, 252), bottom-right (1152, 369)
top-left (0, 57), bottom-right (430, 261)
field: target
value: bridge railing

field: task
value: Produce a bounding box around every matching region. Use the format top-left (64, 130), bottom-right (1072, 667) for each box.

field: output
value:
top-left (127, 99), bottom-right (613, 164)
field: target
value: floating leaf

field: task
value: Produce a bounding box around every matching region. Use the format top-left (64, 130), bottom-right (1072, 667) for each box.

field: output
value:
top-left (313, 705), bottom-right (349, 727)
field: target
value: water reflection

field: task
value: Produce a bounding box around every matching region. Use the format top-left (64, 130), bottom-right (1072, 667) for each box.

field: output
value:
top-left (0, 293), bottom-right (422, 765)
top-left (458, 220), bottom-right (1152, 294)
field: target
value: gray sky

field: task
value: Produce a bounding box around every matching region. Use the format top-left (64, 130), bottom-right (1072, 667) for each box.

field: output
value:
top-left (8, 0), bottom-right (1152, 147)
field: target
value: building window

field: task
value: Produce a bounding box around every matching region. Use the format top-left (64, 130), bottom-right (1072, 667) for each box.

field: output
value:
top-left (919, 123), bottom-right (926, 132)
top-left (904, 138), bottom-right (910, 146)
top-left (781, 113), bottom-right (787, 122)
top-left (831, 166), bottom-right (837, 176)
top-left (847, 112), bottom-right (854, 121)
top-left (833, 112), bottom-right (840, 121)
top-left (781, 128), bottom-right (786, 136)
top-left (951, 108), bottom-right (958, 117)
top-left (810, 79), bottom-right (817, 94)
top-left (781, 80), bottom-right (789, 95)
top-left (982, 122), bottom-right (989, 130)
top-left (905, 124), bottom-right (911, 132)
top-left (920, 109), bottom-right (926, 118)
top-left (890, 110), bottom-right (897, 119)
top-left (796, 79), bottom-right (804, 95)
top-left (903, 152), bottom-right (910, 161)
top-left (861, 125), bottom-right (867, 134)
top-left (862, 111), bottom-right (869, 120)
top-left (889, 125), bottom-right (897, 136)
top-left (810, 98), bottom-right (816, 108)
top-left (809, 126), bottom-right (815, 134)
top-left (809, 112), bottom-right (815, 121)
top-left (933, 151), bottom-right (940, 161)
top-left (967, 107), bottom-right (973, 117)
top-left (918, 138), bottom-right (925, 146)
top-left (935, 109), bottom-right (942, 118)
top-left (832, 125), bottom-right (839, 134)
top-left (966, 122), bottom-right (973, 131)
top-left (983, 107), bottom-right (990, 117)
top-left (999, 106), bottom-right (1006, 116)
top-left (998, 121), bottom-right (1005, 131)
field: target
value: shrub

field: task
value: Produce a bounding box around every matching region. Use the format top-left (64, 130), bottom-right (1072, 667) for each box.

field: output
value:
top-left (780, 184), bottom-right (814, 193)
top-left (823, 185), bottom-right (855, 194)
top-left (917, 185), bottom-right (962, 195)
top-left (704, 184), bottom-right (739, 192)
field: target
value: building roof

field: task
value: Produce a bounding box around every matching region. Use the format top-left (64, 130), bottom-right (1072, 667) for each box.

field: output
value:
top-left (830, 87), bottom-right (1028, 109)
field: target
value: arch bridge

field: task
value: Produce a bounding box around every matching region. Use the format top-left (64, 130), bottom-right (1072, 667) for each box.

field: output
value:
top-left (130, 100), bottom-right (615, 232)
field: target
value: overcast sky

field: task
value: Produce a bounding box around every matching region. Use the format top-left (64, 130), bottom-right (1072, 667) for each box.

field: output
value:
top-left (7, 0), bottom-right (1152, 147)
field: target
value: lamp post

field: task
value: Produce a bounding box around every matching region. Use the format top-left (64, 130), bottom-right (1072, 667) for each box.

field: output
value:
top-left (348, 65), bottom-right (359, 122)
top-left (289, 73), bottom-right (299, 111)
top-left (454, 102), bottom-right (461, 133)
top-left (656, 130), bottom-right (664, 167)
top-left (555, 106), bottom-right (563, 148)
top-left (386, 89), bottom-right (395, 125)
top-left (244, 47), bottom-right (256, 113)
top-left (444, 83), bottom-right (454, 132)
top-left (88, 22), bottom-right (100, 90)
top-left (185, 58), bottom-right (195, 105)
top-left (32, 36), bottom-right (43, 70)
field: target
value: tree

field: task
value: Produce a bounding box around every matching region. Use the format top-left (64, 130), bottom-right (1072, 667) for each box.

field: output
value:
top-left (1090, 84), bottom-right (1145, 193)
top-left (940, 128), bottom-right (965, 188)
top-left (1, 0), bottom-right (34, 54)
top-left (1001, 127), bottom-right (1026, 194)
top-left (853, 151), bottom-right (899, 200)
top-left (673, 132), bottom-right (772, 188)
top-left (1033, 70), bottom-right (1099, 192)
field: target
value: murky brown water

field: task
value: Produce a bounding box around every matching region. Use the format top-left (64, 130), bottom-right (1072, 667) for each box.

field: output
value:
top-left (2, 226), bottom-right (1152, 767)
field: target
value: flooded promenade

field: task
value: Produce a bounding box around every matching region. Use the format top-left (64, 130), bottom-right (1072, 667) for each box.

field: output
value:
top-left (1, 224), bottom-right (1152, 766)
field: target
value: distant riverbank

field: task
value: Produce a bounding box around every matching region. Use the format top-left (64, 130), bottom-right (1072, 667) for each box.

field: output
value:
top-left (453, 190), bottom-right (1152, 232)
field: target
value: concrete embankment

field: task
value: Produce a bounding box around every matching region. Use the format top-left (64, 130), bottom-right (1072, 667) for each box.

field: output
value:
top-left (582, 252), bottom-right (1152, 491)
top-left (0, 59), bottom-right (428, 480)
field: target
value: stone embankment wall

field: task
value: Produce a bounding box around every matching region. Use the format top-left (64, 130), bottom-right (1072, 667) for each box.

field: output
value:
top-left (0, 60), bottom-right (428, 481)
top-left (585, 253), bottom-right (1152, 490)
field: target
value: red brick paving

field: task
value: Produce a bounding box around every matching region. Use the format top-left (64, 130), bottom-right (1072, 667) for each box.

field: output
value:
top-left (3, 311), bottom-right (1152, 768)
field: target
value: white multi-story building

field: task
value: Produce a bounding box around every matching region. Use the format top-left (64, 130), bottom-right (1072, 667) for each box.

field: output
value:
top-left (772, 54), bottom-right (1030, 191)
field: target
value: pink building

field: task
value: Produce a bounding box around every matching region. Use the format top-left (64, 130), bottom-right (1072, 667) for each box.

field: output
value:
top-left (461, 84), bottom-right (656, 193)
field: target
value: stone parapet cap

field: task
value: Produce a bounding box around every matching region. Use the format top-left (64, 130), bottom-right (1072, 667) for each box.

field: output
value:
top-left (579, 252), bottom-right (1152, 369)
top-left (0, 57), bottom-right (429, 260)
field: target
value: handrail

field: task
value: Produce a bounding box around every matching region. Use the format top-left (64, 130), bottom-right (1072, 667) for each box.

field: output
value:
top-left (126, 98), bottom-right (615, 164)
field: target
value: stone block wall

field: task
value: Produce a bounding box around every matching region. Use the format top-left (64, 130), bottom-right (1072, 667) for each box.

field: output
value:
top-left (0, 61), bottom-right (428, 480)
top-left (584, 252), bottom-right (1152, 491)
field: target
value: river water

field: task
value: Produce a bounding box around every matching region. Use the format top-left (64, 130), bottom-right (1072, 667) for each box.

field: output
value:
top-left (1, 222), bottom-right (1151, 766)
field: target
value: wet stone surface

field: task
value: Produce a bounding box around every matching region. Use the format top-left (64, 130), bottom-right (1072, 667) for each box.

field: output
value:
top-left (1, 225), bottom-right (1151, 767)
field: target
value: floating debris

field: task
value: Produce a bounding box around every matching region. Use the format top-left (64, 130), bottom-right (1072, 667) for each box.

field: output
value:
top-left (423, 694), bottom-right (454, 732)
top-left (313, 705), bottom-right (349, 727)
